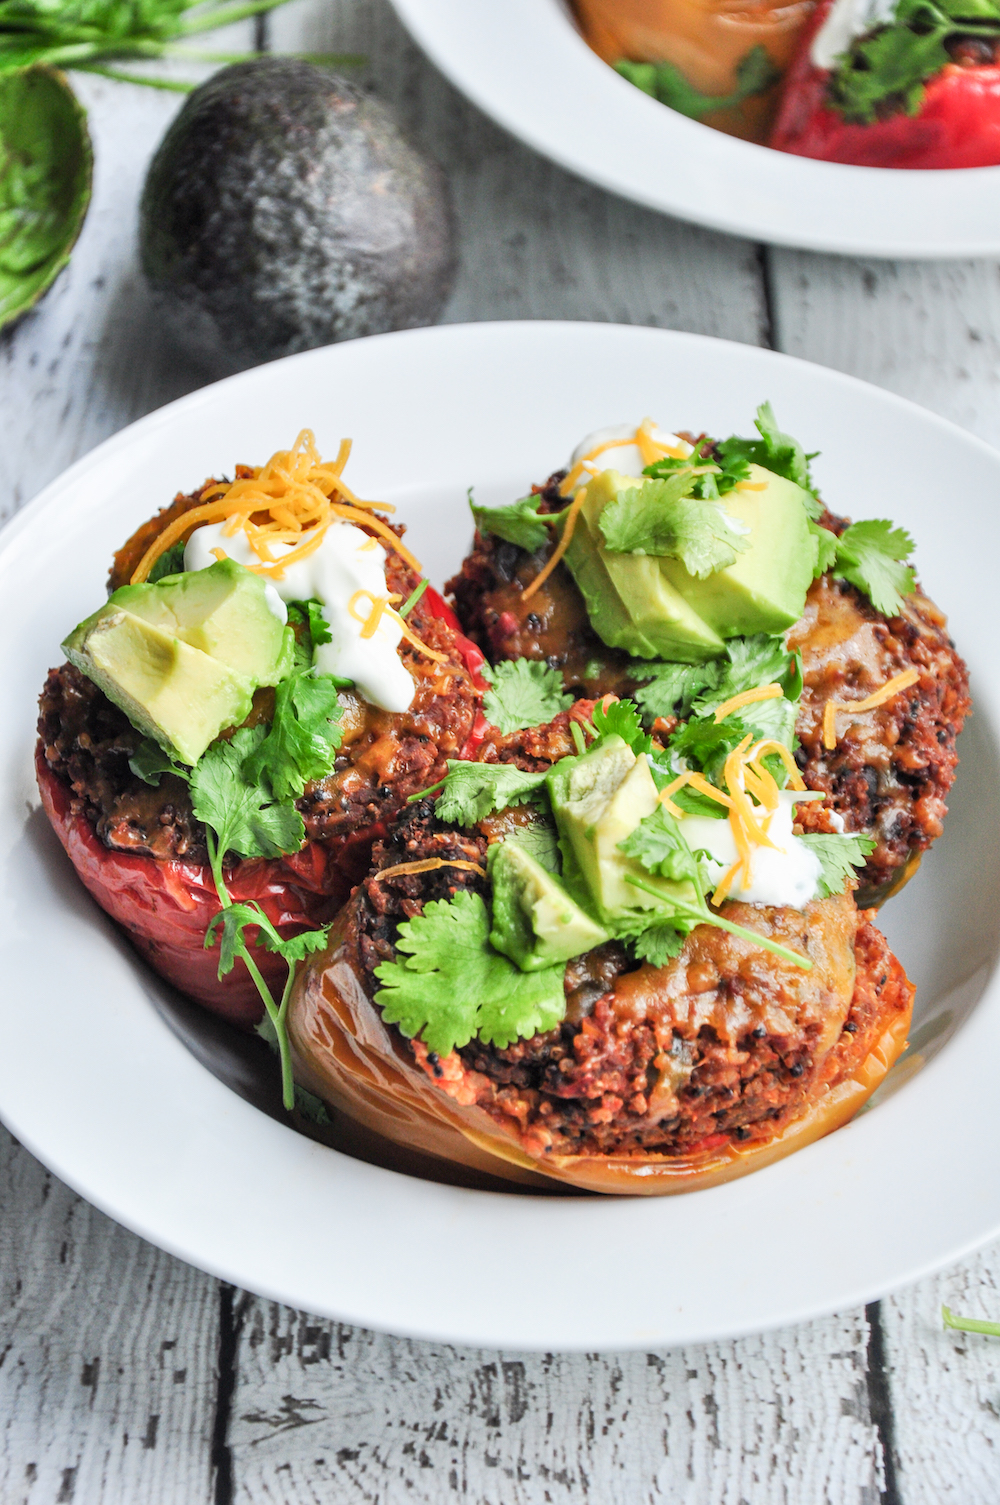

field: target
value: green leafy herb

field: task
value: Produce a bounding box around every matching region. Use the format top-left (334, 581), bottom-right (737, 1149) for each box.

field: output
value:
top-left (599, 477), bottom-right (748, 578)
top-left (431, 761), bottom-right (550, 826)
top-left (470, 489), bottom-right (553, 553)
top-left (0, 0), bottom-right (361, 88)
top-left (503, 818), bottom-right (561, 874)
top-left (826, 0), bottom-right (1000, 125)
top-left (643, 441), bottom-right (751, 500)
top-left (798, 832), bottom-right (876, 897)
top-left (398, 578), bottom-right (429, 618)
top-left (0, 67), bottom-right (91, 331)
top-left (619, 804), bottom-right (707, 886)
top-left (615, 45), bottom-right (779, 121)
top-left (714, 401), bottom-right (820, 511)
top-left (286, 598), bottom-right (333, 671)
top-left (669, 782), bottom-right (729, 820)
top-left (666, 714), bottom-right (752, 787)
top-left (591, 697), bottom-right (652, 755)
top-left (190, 724), bottom-right (305, 878)
top-left (243, 670), bottom-right (342, 802)
top-left (832, 519), bottom-right (916, 617)
top-left (481, 658), bottom-right (573, 734)
top-left (629, 659), bottom-right (724, 722)
top-left (374, 889), bottom-right (566, 1055)
top-left (942, 1304), bottom-right (1000, 1338)
top-left (147, 539), bottom-right (187, 583)
top-left (690, 634), bottom-right (802, 750)
top-left (129, 736), bottom-right (189, 786)
top-left (810, 519), bottom-right (840, 577)
top-left (631, 923), bottom-right (687, 966)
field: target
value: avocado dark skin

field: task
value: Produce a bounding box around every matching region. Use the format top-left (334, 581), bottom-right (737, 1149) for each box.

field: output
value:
top-left (139, 59), bottom-right (457, 374)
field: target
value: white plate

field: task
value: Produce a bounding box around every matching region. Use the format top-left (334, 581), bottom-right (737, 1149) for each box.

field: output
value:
top-left (2, 321), bottom-right (998, 1350)
top-left (391, 0), bottom-right (1000, 259)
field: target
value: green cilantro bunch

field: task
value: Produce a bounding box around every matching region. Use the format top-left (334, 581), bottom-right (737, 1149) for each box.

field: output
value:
top-left (131, 666), bottom-right (344, 1109)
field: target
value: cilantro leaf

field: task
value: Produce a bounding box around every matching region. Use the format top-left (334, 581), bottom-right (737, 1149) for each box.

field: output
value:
top-left (615, 45), bottom-right (779, 121)
top-left (715, 402), bottom-right (821, 515)
top-left (666, 715), bottom-right (750, 786)
top-left (591, 697), bottom-right (652, 755)
top-left (481, 658), bottom-right (573, 734)
top-left (644, 443), bottom-right (752, 500)
top-left (286, 598), bottom-right (333, 669)
top-left (243, 671), bottom-right (343, 802)
top-left (129, 737), bottom-right (190, 786)
top-left (600, 478), bottom-right (748, 578)
top-left (798, 833), bottom-right (876, 897)
top-left (374, 889), bottom-right (566, 1055)
top-left (810, 519), bottom-right (840, 577)
top-left (504, 818), bottom-right (561, 874)
top-left (147, 541), bottom-right (187, 584)
top-left (669, 783), bottom-right (728, 820)
top-left (832, 519), bottom-right (916, 617)
top-left (629, 659), bottom-right (723, 721)
top-left (631, 922), bottom-right (688, 967)
top-left (434, 761), bottom-right (550, 826)
top-left (619, 804), bottom-right (706, 887)
top-left (470, 490), bottom-right (553, 553)
top-left (190, 725), bottom-right (304, 861)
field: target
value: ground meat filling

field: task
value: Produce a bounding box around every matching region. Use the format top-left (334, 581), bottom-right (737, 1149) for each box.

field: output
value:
top-left (39, 490), bottom-right (479, 865)
top-left (447, 485), bottom-right (969, 895)
top-left (350, 806), bottom-right (913, 1161)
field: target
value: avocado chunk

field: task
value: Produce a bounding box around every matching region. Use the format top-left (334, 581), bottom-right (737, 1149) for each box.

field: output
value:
top-left (658, 464), bottom-right (816, 635)
top-left (547, 736), bottom-right (697, 925)
top-left (63, 607), bottom-right (255, 765)
top-left (109, 557), bottom-right (292, 686)
top-left (488, 840), bottom-right (609, 972)
top-left (563, 472), bottom-right (725, 663)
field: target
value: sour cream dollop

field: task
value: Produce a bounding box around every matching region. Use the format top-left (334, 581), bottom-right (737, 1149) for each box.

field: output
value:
top-left (184, 520), bottom-right (415, 713)
top-left (682, 791), bottom-right (824, 910)
top-left (810, 0), bottom-right (896, 71)
top-left (568, 424), bottom-right (692, 486)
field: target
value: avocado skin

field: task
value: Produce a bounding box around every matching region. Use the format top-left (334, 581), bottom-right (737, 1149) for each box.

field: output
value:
top-left (139, 59), bottom-right (457, 374)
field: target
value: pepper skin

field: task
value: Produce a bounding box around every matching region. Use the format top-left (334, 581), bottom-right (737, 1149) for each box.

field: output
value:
top-left (770, 0), bottom-right (1000, 167)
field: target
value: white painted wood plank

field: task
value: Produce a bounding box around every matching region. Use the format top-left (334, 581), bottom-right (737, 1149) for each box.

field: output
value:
top-left (227, 1303), bottom-right (885, 1504)
top-left (768, 250), bottom-right (1000, 448)
top-left (0, 1125), bottom-right (219, 1504)
top-left (269, 0), bottom-right (768, 344)
top-left (879, 1242), bottom-right (1000, 1504)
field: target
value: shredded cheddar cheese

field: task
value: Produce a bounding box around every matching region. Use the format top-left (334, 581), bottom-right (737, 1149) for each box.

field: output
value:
top-left (521, 485), bottom-right (589, 603)
top-left (130, 430), bottom-right (421, 585)
top-left (712, 683), bottom-right (783, 724)
top-left (557, 421), bottom-right (689, 498)
top-left (822, 668), bottom-right (920, 751)
top-left (375, 858), bottom-right (487, 881)
top-left (348, 590), bottom-right (403, 640)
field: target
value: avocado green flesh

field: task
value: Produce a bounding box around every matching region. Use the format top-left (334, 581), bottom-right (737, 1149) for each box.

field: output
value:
top-left (488, 840), bottom-right (609, 972)
top-left (63, 608), bottom-right (254, 766)
top-left (658, 465), bottom-right (816, 636)
top-left (110, 557), bottom-right (293, 686)
top-left (564, 473), bottom-right (724, 663)
top-left (548, 736), bottom-right (696, 926)
top-left (563, 464), bottom-right (815, 659)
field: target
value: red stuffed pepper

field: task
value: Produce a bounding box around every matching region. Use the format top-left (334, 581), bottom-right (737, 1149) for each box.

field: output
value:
top-left (37, 432), bottom-right (487, 1032)
top-left (770, 0), bottom-right (1000, 167)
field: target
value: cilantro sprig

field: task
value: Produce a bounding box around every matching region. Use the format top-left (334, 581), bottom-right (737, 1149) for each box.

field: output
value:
top-left (798, 833), bottom-right (877, 898)
top-left (482, 658), bottom-right (573, 734)
top-left (599, 477), bottom-right (749, 577)
top-left (615, 46), bottom-right (779, 121)
top-left (469, 489), bottom-right (554, 553)
top-left (827, 0), bottom-right (1000, 125)
top-left (832, 520), bottom-right (917, 617)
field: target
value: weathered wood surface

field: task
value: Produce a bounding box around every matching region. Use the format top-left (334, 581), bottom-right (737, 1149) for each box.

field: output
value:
top-left (2, 0), bottom-right (1000, 1499)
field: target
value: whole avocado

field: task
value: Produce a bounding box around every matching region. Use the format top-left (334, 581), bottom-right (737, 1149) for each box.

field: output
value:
top-left (139, 58), bottom-right (456, 373)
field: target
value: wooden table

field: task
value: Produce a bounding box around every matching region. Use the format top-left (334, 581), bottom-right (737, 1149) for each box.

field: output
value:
top-left (3, 3), bottom-right (999, 1499)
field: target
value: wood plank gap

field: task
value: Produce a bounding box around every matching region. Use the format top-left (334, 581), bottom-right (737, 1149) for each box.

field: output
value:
top-left (212, 1285), bottom-right (249, 1505)
top-left (865, 1300), bottom-right (901, 1505)
top-left (755, 245), bottom-right (775, 351)
top-left (254, 12), bottom-right (270, 53)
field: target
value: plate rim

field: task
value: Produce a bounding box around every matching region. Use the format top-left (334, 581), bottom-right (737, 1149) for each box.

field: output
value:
top-left (389, 0), bottom-right (1000, 259)
top-left (3, 319), bottom-right (999, 1351)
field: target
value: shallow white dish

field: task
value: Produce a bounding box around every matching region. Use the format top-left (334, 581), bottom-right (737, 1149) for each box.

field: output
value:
top-left (2, 321), bottom-right (998, 1350)
top-left (391, 0), bottom-right (1000, 259)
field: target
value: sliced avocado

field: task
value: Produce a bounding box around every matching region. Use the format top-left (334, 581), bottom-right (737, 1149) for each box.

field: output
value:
top-left (547, 736), bottom-right (696, 924)
top-left (658, 465), bottom-right (815, 636)
top-left (488, 840), bottom-right (609, 972)
top-left (563, 472), bottom-right (725, 664)
top-left (110, 557), bottom-right (292, 686)
top-left (63, 607), bottom-right (255, 765)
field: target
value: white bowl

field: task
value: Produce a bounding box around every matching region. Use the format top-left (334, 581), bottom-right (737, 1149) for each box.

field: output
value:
top-left (3, 321), bottom-right (997, 1349)
top-left (390, 0), bottom-right (1000, 258)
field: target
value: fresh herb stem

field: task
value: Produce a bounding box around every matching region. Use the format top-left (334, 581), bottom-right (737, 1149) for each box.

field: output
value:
top-left (570, 720), bottom-right (586, 754)
top-left (407, 777), bottom-right (447, 803)
top-left (398, 579), bottom-right (429, 618)
top-left (625, 875), bottom-right (813, 970)
top-left (204, 828), bottom-right (231, 911)
top-left (942, 1305), bottom-right (1000, 1337)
